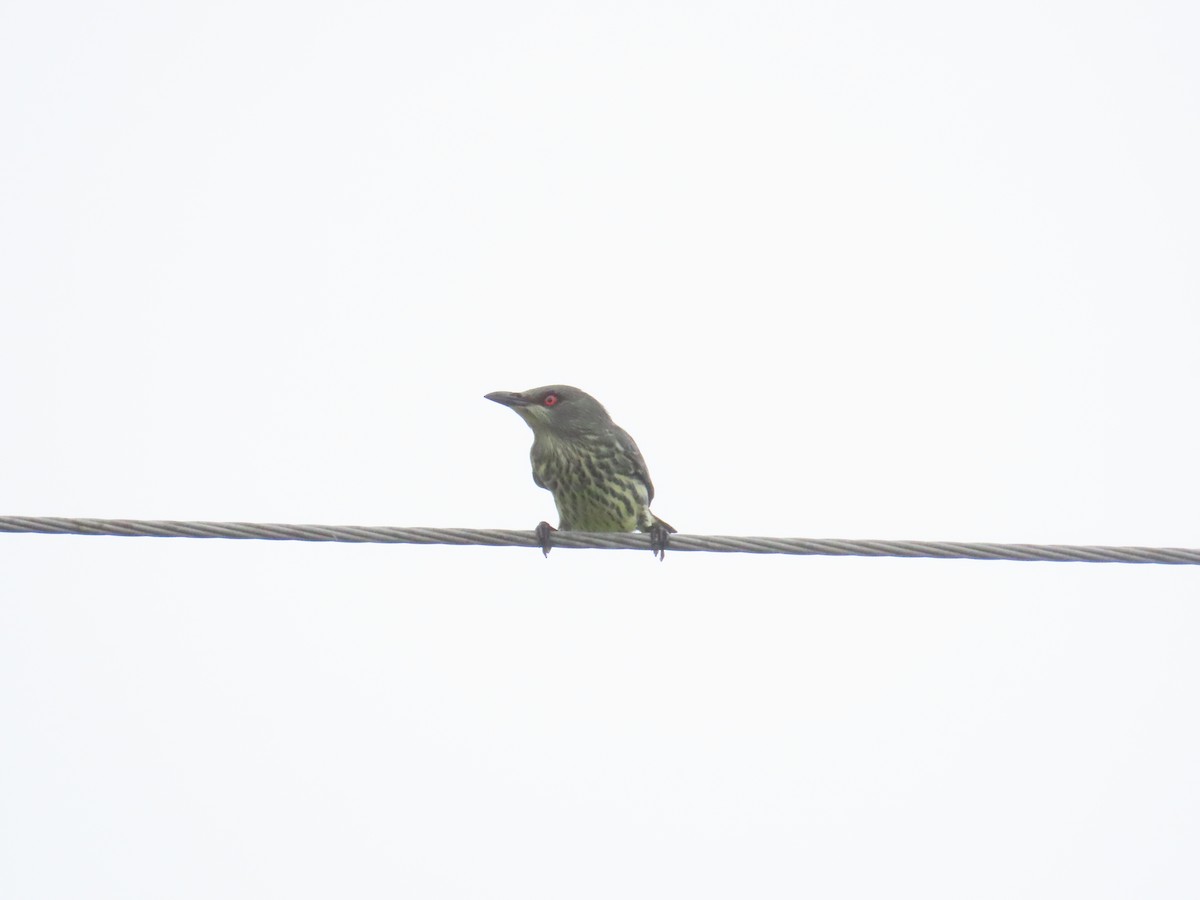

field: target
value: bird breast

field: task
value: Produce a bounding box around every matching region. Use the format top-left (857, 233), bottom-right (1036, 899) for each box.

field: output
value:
top-left (530, 434), bottom-right (648, 532)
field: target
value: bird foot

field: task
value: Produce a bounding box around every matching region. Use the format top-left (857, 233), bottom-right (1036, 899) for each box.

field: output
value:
top-left (649, 522), bottom-right (673, 561)
top-left (535, 521), bottom-right (557, 557)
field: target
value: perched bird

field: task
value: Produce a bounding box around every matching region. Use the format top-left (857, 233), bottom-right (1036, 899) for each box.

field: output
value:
top-left (485, 385), bottom-right (676, 560)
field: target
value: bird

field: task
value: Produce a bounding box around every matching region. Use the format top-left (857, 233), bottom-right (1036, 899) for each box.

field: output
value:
top-left (485, 385), bottom-right (676, 560)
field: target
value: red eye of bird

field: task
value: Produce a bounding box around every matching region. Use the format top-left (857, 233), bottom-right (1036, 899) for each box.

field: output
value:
top-left (543, 393), bottom-right (559, 407)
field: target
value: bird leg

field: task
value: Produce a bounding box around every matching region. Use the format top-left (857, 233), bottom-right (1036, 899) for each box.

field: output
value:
top-left (649, 522), bottom-right (672, 561)
top-left (535, 521), bottom-right (557, 557)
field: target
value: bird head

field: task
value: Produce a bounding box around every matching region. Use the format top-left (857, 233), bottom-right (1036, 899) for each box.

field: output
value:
top-left (485, 385), bottom-right (614, 440)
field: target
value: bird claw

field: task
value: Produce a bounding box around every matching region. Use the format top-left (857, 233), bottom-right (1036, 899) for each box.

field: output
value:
top-left (535, 521), bottom-right (556, 557)
top-left (649, 523), bottom-right (672, 561)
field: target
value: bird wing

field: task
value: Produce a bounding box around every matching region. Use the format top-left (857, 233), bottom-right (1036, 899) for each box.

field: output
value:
top-left (614, 426), bottom-right (655, 504)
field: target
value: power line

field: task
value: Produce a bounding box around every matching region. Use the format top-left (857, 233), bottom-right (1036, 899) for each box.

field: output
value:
top-left (1, 515), bottom-right (1198, 564)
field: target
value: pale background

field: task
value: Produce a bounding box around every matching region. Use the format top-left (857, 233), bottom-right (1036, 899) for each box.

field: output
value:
top-left (3, 1), bottom-right (1199, 898)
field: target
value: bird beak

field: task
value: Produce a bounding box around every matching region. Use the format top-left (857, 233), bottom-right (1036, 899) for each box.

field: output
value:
top-left (485, 391), bottom-right (532, 408)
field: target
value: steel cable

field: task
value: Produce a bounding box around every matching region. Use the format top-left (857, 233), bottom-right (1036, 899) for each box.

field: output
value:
top-left (2, 516), bottom-right (1199, 564)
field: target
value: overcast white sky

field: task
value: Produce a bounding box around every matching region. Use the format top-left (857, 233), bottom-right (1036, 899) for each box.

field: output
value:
top-left (3, 1), bottom-right (1200, 897)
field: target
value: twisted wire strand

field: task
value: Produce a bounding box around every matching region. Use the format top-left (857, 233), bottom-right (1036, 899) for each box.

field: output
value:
top-left (2, 516), bottom-right (1199, 564)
